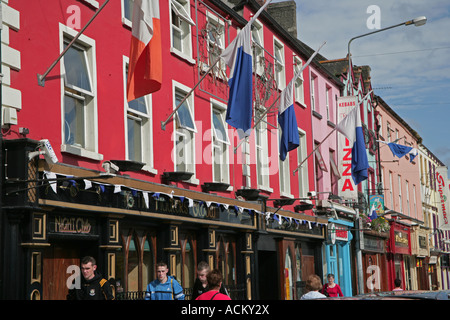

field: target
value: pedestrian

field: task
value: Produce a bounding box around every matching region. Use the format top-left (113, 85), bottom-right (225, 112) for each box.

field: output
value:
top-left (393, 278), bottom-right (403, 291)
top-left (191, 261), bottom-right (229, 300)
top-left (321, 273), bottom-right (344, 297)
top-left (67, 256), bottom-right (115, 300)
top-left (144, 262), bottom-right (185, 300)
top-left (300, 274), bottom-right (326, 299)
top-left (195, 269), bottom-right (231, 300)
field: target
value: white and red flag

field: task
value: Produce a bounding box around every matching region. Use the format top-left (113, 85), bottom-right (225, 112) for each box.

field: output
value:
top-left (126, 0), bottom-right (162, 101)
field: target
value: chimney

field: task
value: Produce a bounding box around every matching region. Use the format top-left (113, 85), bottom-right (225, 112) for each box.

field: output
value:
top-left (267, 1), bottom-right (297, 38)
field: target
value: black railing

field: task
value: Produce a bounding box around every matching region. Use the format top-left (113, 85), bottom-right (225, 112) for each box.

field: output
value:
top-left (116, 283), bottom-right (247, 300)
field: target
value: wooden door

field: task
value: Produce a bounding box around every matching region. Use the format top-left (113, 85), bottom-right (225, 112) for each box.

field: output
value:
top-left (43, 245), bottom-right (80, 300)
top-left (302, 255), bottom-right (315, 279)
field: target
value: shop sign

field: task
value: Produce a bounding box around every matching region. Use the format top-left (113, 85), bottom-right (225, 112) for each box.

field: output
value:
top-left (363, 235), bottom-right (385, 253)
top-left (436, 166), bottom-right (450, 230)
top-left (337, 96), bottom-right (358, 200)
top-left (330, 223), bottom-right (348, 243)
top-left (394, 230), bottom-right (409, 248)
top-left (52, 215), bottom-right (93, 235)
top-left (152, 195), bottom-right (254, 226)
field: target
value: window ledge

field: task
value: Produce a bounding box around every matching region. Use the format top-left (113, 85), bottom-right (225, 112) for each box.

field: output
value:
top-left (61, 144), bottom-right (103, 161)
top-left (170, 48), bottom-right (196, 65)
top-left (280, 191), bottom-right (294, 198)
top-left (258, 185), bottom-right (273, 193)
top-left (142, 165), bottom-right (158, 175)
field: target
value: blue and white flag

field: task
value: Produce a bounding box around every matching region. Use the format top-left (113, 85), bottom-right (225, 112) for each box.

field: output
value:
top-left (336, 105), bottom-right (369, 185)
top-left (278, 42), bottom-right (326, 161)
top-left (278, 80), bottom-right (299, 160)
top-left (221, 0), bottom-right (272, 139)
top-left (387, 142), bottom-right (418, 163)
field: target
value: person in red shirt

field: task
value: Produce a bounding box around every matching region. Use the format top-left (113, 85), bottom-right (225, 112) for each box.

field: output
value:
top-left (195, 269), bottom-right (231, 300)
top-left (322, 273), bottom-right (344, 297)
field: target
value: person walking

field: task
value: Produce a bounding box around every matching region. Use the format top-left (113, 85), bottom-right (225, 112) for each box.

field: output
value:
top-left (67, 256), bottom-right (115, 300)
top-left (195, 269), bottom-right (231, 300)
top-left (144, 262), bottom-right (185, 300)
top-left (321, 273), bottom-right (343, 297)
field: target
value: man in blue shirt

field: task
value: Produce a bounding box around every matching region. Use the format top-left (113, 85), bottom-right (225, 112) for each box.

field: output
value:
top-left (145, 262), bottom-right (185, 300)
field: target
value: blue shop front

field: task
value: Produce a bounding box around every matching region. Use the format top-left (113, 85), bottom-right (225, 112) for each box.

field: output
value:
top-left (317, 200), bottom-right (356, 297)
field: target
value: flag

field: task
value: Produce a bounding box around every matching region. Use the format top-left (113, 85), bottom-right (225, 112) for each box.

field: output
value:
top-left (221, 0), bottom-right (272, 139)
top-left (388, 142), bottom-right (418, 163)
top-left (278, 78), bottom-right (299, 160)
top-left (278, 42), bottom-right (326, 161)
top-left (126, 0), bottom-right (162, 102)
top-left (336, 105), bottom-right (369, 185)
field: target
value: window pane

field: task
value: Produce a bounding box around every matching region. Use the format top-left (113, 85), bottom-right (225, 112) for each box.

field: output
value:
top-left (127, 116), bottom-right (142, 162)
top-left (128, 96), bottom-right (147, 114)
top-left (175, 94), bottom-right (195, 130)
top-left (212, 111), bottom-right (227, 143)
top-left (143, 239), bottom-right (154, 289)
top-left (64, 42), bottom-right (92, 92)
top-left (64, 95), bottom-right (85, 147)
top-left (123, 0), bottom-right (133, 21)
top-left (127, 238), bottom-right (139, 291)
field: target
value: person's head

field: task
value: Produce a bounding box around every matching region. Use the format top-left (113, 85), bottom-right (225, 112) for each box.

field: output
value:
top-left (394, 278), bottom-right (401, 287)
top-left (156, 262), bottom-right (169, 283)
top-left (207, 269), bottom-right (223, 290)
top-left (197, 261), bottom-right (211, 284)
top-left (81, 256), bottom-right (97, 280)
top-left (327, 273), bottom-right (335, 284)
top-left (305, 275), bottom-right (323, 292)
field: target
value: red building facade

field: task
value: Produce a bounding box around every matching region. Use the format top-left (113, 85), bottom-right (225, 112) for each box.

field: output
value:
top-left (0, 0), bottom-right (349, 300)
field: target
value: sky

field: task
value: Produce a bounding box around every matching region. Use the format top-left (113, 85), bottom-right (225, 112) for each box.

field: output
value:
top-left (274, 0), bottom-right (450, 173)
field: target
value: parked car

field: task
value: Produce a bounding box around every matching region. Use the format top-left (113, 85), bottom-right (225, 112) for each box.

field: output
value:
top-left (321, 290), bottom-right (450, 300)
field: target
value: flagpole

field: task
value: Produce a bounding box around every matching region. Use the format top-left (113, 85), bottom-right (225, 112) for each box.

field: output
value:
top-left (161, 56), bottom-right (221, 130)
top-left (293, 126), bottom-right (337, 175)
top-left (233, 41), bottom-right (326, 153)
top-left (37, 0), bottom-right (110, 86)
top-left (161, 0), bottom-right (274, 131)
top-left (293, 89), bottom-right (373, 174)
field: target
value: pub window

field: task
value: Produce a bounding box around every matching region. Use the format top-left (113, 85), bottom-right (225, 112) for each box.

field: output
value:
top-left (124, 58), bottom-right (155, 171)
top-left (60, 23), bottom-right (101, 160)
top-left (170, 0), bottom-right (195, 60)
top-left (143, 237), bottom-right (155, 290)
top-left (127, 237), bottom-right (139, 292)
top-left (180, 235), bottom-right (195, 290)
top-left (211, 102), bottom-right (230, 184)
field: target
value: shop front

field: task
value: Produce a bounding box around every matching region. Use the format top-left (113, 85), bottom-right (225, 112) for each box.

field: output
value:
top-left (411, 225), bottom-right (432, 290)
top-left (360, 229), bottom-right (389, 293)
top-left (317, 200), bottom-right (356, 297)
top-left (256, 207), bottom-right (328, 300)
top-left (386, 220), bottom-right (412, 290)
top-left (1, 139), bottom-right (259, 300)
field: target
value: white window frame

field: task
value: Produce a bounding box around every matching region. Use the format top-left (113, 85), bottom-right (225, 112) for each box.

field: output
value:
top-left (297, 128), bottom-right (309, 198)
top-left (273, 37), bottom-right (286, 90)
top-left (169, 0), bottom-right (195, 64)
top-left (255, 109), bottom-right (272, 192)
top-left (310, 73), bottom-right (317, 112)
top-left (205, 10), bottom-right (226, 78)
top-left (123, 56), bottom-right (156, 174)
top-left (293, 56), bottom-right (305, 107)
top-left (121, 0), bottom-right (133, 28)
top-left (406, 180), bottom-right (410, 216)
top-left (252, 19), bottom-right (264, 76)
top-left (211, 99), bottom-right (230, 184)
top-left (59, 23), bottom-right (102, 161)
top-left (325, 86), bottom-right (331, 121)
top-left (172, 81), bottom-right (198, 184)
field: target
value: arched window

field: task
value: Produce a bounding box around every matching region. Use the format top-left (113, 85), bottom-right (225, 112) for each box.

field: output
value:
top-left (285, 248), bottom-right (293, 300)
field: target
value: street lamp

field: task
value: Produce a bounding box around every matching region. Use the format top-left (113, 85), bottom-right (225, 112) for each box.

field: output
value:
top-left (347, 16), bottom-right (427, 92)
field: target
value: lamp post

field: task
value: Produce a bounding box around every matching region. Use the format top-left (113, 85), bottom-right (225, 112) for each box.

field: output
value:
top-left (346, 16), bottom-right (426, 295)
top-left (347, 16), bottom-right (427, 93)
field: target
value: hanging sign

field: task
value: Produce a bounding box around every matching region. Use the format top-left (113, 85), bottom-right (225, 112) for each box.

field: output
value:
top-left (436, 166), bottom-right (450, 230)
top-left (337, 96), bottom-right (358, 199)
